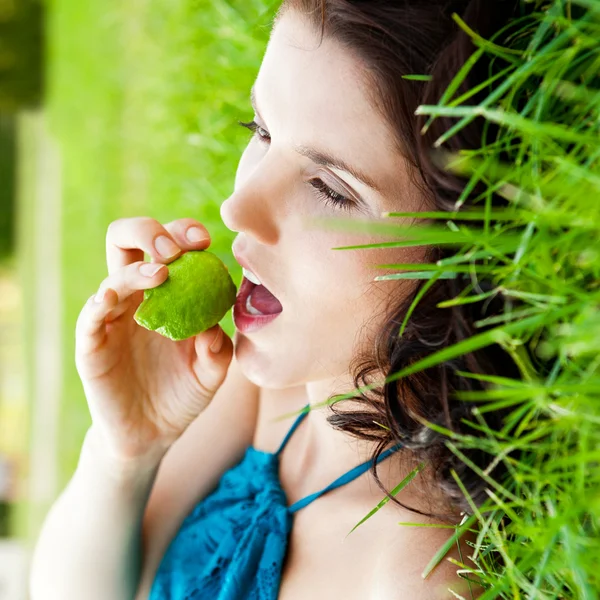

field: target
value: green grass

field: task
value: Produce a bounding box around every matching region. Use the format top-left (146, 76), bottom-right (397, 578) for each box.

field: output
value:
top-left (305, 2), bottom-right (600, 597)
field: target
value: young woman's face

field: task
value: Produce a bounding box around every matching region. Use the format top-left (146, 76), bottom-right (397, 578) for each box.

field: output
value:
top-left (220, 11), bottom-right (429, 390)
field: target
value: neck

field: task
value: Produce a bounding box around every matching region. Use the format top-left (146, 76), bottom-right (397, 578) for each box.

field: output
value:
top-left (303, 376), bottom-right (377, 463)
top-left (270, 375), bottom-right (459, 523)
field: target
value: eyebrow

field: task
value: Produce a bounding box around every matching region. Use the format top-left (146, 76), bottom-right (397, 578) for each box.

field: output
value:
top-left (250, 85), bottom-right (383, 194)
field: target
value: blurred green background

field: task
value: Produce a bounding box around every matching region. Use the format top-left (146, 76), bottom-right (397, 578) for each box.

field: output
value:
top-left (0, 0), bottom-right (276, 592)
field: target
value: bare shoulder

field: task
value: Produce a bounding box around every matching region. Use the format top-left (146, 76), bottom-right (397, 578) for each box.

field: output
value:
top-left (370, 517), bottom-right (484, 600)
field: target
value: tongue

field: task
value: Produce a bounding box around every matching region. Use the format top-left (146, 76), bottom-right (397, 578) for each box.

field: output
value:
top-left (249, 285), bottom-right (283, 315)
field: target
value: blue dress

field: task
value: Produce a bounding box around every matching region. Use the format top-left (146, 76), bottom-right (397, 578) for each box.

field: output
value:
top-left (149, 404), bottom-right (403, 599)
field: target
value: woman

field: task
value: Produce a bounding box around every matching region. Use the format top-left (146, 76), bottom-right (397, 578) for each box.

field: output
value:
top-left (30, 1), bottom-right (522, 598)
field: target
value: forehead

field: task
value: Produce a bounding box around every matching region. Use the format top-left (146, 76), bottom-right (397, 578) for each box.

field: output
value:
top-left (253, 11), bottom-right (414, 204)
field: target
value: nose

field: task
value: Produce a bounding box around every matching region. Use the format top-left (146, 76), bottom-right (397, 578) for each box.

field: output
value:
top-left (220, 159), bottom-right (283, 246)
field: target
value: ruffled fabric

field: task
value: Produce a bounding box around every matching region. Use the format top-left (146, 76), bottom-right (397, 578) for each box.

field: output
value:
top-left (149, 447), bottom-right (293, 600)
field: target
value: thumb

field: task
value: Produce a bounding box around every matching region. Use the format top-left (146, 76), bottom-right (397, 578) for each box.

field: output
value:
top-left (192, 324), bottom-right (233, 392)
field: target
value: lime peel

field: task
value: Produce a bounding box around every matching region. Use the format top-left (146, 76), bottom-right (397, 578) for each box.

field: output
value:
top-left (134, 250), bottom-right (237, 341)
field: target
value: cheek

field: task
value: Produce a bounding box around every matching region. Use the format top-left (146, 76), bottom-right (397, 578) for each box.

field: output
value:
top-left (294, 239), bottom-right (377, 308)
top-left (310, 248), bottom-right (399, 336)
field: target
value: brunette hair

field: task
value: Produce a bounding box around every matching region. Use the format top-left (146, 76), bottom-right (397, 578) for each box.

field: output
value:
top-left (275, 0), bottom-right (526, 521)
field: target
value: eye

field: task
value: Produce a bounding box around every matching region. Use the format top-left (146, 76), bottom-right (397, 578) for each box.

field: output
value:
top-left (237, 120), bottom-right (353, 212)
top-left (309, 179), bottom-right (353, 212)
top-left (238, 120), bottom-right (271, 143)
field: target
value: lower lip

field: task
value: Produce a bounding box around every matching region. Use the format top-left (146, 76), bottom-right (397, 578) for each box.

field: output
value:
top-left (233, 277), bottom-right (283, 334)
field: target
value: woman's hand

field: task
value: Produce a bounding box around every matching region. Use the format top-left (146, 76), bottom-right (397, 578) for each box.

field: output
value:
top-left (75, 216), bottom-right (235, 465)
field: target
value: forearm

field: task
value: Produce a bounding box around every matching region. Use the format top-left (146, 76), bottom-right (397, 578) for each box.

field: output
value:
top-left (29, 426), bottom-right (165, 600)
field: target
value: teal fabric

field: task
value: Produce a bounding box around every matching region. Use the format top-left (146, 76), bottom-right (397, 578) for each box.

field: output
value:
top-left (149, 404), bottom-right (403, 599)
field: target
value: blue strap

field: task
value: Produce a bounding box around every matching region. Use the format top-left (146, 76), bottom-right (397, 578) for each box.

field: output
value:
top-left (288, 442), bottom-right (404, 514)
top-left (274, 404), bottom-right (310, 457)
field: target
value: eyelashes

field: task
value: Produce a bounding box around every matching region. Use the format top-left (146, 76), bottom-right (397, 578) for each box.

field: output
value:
top-left (237, 120), bottom-right (353, 212)
top-left (307, 179), bottom-right (353, 212)
top-left (238, 120), bottom-right (270, 142)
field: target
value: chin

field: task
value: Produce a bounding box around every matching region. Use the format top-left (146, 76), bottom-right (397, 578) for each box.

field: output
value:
top-left (233, 335), bottom-right (308, 390)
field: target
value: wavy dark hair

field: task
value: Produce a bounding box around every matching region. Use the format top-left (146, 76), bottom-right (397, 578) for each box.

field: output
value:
top-left (275, 0), bottom-right (528, 522)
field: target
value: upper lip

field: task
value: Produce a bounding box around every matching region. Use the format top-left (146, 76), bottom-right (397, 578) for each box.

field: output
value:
top-left (232, 250), bottom-right (274, 293)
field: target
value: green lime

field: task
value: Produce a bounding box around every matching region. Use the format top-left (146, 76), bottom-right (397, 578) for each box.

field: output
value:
top-left (134, 250), bottom-right (237, 341)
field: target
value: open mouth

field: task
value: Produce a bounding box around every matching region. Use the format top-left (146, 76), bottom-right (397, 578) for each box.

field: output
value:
top-left (235, 276), bottom-right (283, 317)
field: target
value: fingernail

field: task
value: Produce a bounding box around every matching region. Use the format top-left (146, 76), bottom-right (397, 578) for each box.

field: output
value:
top-left (94, 288), bottom-right (107, 303)
top-left (210, 328), bottom-right (224, 353)
top-left (186, 227), bottom-right (208, 244)
top-left (154, 235), bottom-right (180, 258)
top-left (140, 263), bottom-right (163, 277)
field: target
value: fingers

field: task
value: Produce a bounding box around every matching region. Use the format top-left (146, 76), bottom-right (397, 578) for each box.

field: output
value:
top-left (76, 286), bottom-right (120, 357)
top-left (162, 219), bottom-right (211, 250)
top-left (106, 217), bottom-right (211, 276)
top-left (191, 324), bottom-right (235, 394)
top-left (76, 260), bottom-right (169, 356)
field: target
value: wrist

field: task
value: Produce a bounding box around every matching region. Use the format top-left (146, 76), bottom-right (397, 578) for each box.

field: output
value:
top-left (82, 425), bottom-right (168, 485)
